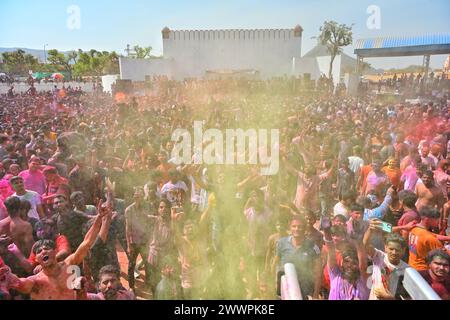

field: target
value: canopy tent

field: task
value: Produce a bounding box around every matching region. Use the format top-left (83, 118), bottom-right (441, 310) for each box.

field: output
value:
top-left (32, 71), bottom-right (70, 80)
top-left (354, 34), bottom-right (450, 86)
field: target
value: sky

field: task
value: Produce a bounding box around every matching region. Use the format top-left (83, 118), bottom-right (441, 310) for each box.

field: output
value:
top-left (0, 0), bottom-right (449, 69)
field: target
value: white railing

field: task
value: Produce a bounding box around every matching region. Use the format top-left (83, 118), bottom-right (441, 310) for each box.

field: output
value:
top-left (280, 263), bottom-right (302, 300)
top-left (279, 264), bottom-right (442, 300)
top-left (402, 267), bottom-right (441, 300)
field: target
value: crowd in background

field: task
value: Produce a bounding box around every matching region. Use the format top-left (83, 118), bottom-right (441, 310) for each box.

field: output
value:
top-left (0, 74), bottom-right (449, 300)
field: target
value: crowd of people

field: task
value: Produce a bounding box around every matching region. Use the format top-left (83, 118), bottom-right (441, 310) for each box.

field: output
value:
top-left (0, 74), bottom-right (449, 300)
top-left (374, 71), bottom-right (448, 97)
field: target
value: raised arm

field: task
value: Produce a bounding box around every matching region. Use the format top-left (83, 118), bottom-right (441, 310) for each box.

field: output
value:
top-left (352, 239), bottom-right (368, 280)
top-left (323, 226), bottom-right (336, 269)
top-left (356, 167), bottom-right (364, 193)
top-left (99, 210), bottom-right (112, 243)
top-left (367, 188), bottom-right (394, 220)
top-left (122, 150), bottom-right (132, 170)
top-left (0, 267), bottom-right (35, 294)
top-left (363, 219), bottom-right (380, 258)
top-left (65, 200), bottom-right (108, 266)
top-left (442, 203), bottom-right (450, 234)
top-left (7, 243), bottom-right (34, 274)
top-left (199, 192), bottom-right (216, 230)
top-left (36, 203), bottom-right (45, 219)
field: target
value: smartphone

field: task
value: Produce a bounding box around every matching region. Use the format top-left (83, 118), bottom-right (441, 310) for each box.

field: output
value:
top-left (379, 221), bottom-right (392, 233)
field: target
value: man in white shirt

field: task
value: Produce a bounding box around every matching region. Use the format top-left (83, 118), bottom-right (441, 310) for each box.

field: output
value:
top-left (348, 146), bottom-right (364, 181)
top-left (10, 176), bottom-right (45, 220)
top-left (161, 169), bottom-right (188, 205)
top-left (363, 219), bottom-right (410, 300)
top-left (333, 191), bottom-right (354, 219)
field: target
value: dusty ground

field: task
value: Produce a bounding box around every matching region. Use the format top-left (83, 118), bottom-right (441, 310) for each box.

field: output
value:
top-left (116, 243), bottom-right (153, 300)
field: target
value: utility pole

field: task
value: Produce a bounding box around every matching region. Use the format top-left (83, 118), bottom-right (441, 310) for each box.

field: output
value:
top-left (125, 44), bottom-right (131, 57)
top-left (44, 44), bottom-right (48, 63)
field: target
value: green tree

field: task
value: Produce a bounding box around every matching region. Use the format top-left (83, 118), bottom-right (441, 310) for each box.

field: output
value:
top-left (47, 49), bottom-right (78, 79)
top-left (1, 49), bottom-right (39, 75)
top-left (103, 51), bottom-right (120, 74)
top-left (317, 21), bottom-right (353, 80)
top-left (73, 49), bottom-right (120, 77)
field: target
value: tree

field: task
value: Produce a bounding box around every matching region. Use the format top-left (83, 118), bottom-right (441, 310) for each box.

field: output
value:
top-left (317, 21), bottom-right (353, 81)
top-left (1, 49), bottom-right (39, 75)
top-left (47, 49), bottom-right (78, 79)
top-left (73, 49), bottom-right (120, 77)
top-left (103, 51), bottom-right (120, 74)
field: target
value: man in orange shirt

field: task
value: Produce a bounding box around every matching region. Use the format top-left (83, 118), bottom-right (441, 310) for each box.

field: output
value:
top-left (408, 206), bottom-right (444, 271)
top-left (382, 158), bottom-right (402, 190)
top-left (357, 163), bottom-right (372, 195)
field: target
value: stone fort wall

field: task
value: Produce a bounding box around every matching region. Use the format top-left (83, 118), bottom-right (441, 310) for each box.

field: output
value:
top-left (162, 26), bottom-right (303, 79)
top-left (119, 26), bottom-right (303, 81)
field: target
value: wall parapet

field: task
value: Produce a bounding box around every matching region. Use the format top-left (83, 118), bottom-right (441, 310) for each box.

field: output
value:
top-left (162, 26), bottom-right (303, 41)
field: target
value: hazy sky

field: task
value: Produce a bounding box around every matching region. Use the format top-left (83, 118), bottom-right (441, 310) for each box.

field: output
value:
top-left (1, 0), bottom-right (449, 69)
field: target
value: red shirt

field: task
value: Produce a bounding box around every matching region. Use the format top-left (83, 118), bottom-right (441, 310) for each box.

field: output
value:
top-left (419, 270), bottom-right (450, 300)
top-left (28, 235), bottom-right (71, 266)
top-left (43, 176), bottom-right (70, 203)
top-left (398, 209), bottom-right (421, 226)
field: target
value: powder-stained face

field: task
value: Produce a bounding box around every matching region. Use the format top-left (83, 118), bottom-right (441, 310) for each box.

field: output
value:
top-left (290, 219), bottom-right (305, 238)
top-left (384, 242), bottom-right (404, 265)
top-left (133, 188), bottom-right (144, 202)
top-left (388, 159), bottom-right (398, 169)
top-left (29, 160), bottom-right (41, 171)
top-left (429, 256), bottom-right (450, 279)
top-left (421, 145), bottom-right (430, 157)
top-left (342, 255), bottom-right (359, 280)
top-left (371, 162), bottom-right (381, 172)
top-left (53, 196), bottom-right (69, 214)
top-left (11, 178), bottom-right (25, 193)
top-left (9, 165), bottom-right (20, 176)
top-left (99, 273), bottom-right (120, 300)
top-left (422, 173), bottom-right (433, 188)
top-left (35, 245), bottom-right (57, 268)
top-left (158, 201), bottom-right (169, 216)
top-left (71, 193), bottom-right (85, 208)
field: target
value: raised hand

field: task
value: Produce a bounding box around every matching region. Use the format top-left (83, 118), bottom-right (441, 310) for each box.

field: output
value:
top-left (369, 218), bottom-right (382, 231)
top-left (97, 199), bottom-right (112, 219)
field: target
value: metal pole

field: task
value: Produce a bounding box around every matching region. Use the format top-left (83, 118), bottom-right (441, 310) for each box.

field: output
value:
top-left (423, 54), bottom-right (430, 87)
top-left (44, 44), bottom-right (48, 64)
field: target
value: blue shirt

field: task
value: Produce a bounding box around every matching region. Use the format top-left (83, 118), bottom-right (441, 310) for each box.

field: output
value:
top-left (276, 236), bottom-right (321, 297)
top-left (363, 194), bottom-right (392, 221)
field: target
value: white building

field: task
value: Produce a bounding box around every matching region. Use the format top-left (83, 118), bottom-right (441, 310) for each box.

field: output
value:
top-left (295, 44), bottom-right (361, 85)
top-left (119, 25), bottom-right (303, 81)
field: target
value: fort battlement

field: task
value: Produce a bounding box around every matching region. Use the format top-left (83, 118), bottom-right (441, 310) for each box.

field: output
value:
top-left (162, 26), bottom-right (303, 41)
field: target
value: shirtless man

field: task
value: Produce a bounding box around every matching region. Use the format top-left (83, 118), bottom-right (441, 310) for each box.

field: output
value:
top-left (0, 200), bottom-right (110, 300)
top-left (415, 170), bottom-right (445, 211)
top-left (4, 196), bottom-right (34, 257)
